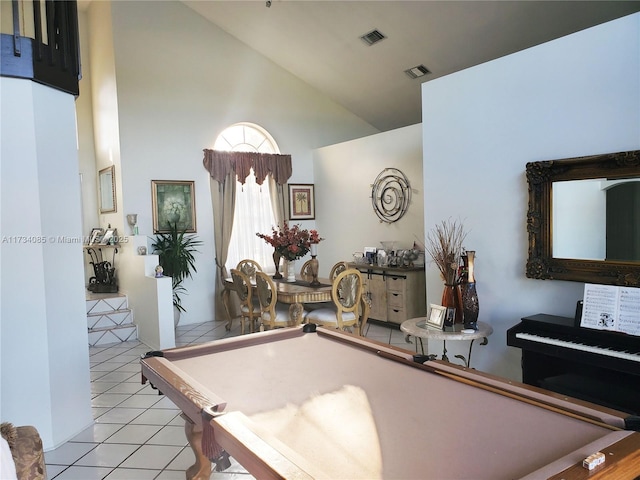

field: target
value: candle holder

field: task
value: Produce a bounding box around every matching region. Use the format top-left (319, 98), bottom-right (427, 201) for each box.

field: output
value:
top-left (309, 243), bottom-right (320, 286)
top-left (126, 214), bottom-right (138, 235)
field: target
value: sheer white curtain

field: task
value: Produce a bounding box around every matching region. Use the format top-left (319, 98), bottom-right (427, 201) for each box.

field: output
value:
top-left (225, 172), bottom-right (277, 273)
top-left (212, 123), bottom-right (287, 275)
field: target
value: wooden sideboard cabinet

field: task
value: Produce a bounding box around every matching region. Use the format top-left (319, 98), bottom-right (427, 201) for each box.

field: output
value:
top-left (352, 265), bottom-right (426, 326)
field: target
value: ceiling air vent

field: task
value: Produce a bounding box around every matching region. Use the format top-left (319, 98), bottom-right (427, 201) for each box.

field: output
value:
top-left (360, 29), bottom-right (386, 46)
top-left (404, 65), bottom-right (431, 79)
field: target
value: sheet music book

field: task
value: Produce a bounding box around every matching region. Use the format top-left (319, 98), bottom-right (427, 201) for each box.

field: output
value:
top-left (580, 283), bottom-right (640, 336)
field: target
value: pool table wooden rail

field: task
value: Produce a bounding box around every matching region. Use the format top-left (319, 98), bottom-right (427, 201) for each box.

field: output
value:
top-left (140, 326), bottom-right (640, 480)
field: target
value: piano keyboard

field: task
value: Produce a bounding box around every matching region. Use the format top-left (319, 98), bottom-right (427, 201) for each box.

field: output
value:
top-left (515, 332), bottom-right (640, 363)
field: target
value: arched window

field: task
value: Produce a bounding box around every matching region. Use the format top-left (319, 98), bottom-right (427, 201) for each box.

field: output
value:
top-left (214, 123), bottom-right (278, 272)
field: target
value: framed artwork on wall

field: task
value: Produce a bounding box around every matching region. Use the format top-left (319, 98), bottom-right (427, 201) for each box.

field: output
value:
top-left (151, 180), bottom-right (197, 233)
top-left (288, 183), bottom-right (315, 220)
top-left (98, 165), bottom-right (116, 214)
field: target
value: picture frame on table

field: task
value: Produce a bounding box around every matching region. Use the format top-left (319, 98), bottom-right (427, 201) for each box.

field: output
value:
top-left (288, 183), bottom-right (315, 220)
top-left (100, 228), bottom-right (117, 246)
top-left (445, 307), bottom-right (456, 327)
top-left (151, 180), bottom-right (197, 233)
top-left (426, 304), bottom-right (447, 330)
top-left (88, 228), bottom-right (104, 245)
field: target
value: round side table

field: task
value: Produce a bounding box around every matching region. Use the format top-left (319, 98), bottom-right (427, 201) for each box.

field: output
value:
top-left (400, 318), bottom-right (493, 367)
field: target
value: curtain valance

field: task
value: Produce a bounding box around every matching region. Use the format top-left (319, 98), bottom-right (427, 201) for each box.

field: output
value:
top-left (203, 149), bottom-right (292, 185)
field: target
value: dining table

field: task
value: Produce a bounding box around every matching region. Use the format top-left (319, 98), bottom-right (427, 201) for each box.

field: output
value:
top-left (223, 274), bottom-right (332, 329)
top-left (222, 273), bottom-right (370, 332)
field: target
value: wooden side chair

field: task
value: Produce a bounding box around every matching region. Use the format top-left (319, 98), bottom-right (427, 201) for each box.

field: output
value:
top-left (299, 259), bottom-right (314, 283)
top-left (305, 268), bottom-right (364, 334)
top-left (230, 268), bottom-right (261, 334)
top-left (255, 271), bottom-right (306, 330)
top-left (329, 261), bottom-right (349, 280)
top-left (236, 259), bottom-right (262, 282)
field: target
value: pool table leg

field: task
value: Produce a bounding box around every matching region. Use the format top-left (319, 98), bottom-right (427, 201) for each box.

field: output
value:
top-left (183, 416), bottom-right (212, 480)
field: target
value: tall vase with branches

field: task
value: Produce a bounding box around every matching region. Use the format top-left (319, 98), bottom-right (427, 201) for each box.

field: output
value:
top-left (425, 219), bottom-right (468, 325)
top-left (151, 223), bottom-right (202, 318)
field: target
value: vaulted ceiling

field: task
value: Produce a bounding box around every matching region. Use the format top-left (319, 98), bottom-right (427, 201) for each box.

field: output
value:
top-left (182, 1), bottom-right (640, 132)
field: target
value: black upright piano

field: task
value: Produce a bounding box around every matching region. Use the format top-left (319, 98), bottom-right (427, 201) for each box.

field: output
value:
top-left (507, 314), bottom-right (640, 415)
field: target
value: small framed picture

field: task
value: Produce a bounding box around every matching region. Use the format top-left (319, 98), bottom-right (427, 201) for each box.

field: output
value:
top-left (88, 228), bottom-right (104, 245)
top-left (445, 307), bottom-right (456, 327)
top-left (288, 183), bottom-right (315, 220)
top-left (427, 304), bottom-right (446, 329)
top-left (100, 228), bottom-right (117, 245)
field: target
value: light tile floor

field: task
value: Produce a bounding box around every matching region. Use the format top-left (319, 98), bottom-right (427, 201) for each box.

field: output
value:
top-left (45, 320), bottom-right (413, 480)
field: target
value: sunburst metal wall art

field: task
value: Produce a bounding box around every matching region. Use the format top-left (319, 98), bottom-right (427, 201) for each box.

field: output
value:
top-left (371, 168), bottom-right (411, 223)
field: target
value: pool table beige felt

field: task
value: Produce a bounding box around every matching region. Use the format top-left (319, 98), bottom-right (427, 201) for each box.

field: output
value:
top-left (141, 325), bottom-right (640, 479)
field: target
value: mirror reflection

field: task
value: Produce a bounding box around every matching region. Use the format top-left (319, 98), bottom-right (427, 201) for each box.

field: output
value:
top-left (553, 178), bottom-right (640, 262)
top-left (99, 165), bottom-right (116, 213)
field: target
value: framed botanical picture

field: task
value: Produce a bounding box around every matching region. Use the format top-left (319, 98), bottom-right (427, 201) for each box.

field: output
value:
top-left (288, 183), bottom-right (315, 220)
top-left (152, 180), bottom-right (197, 233)
top-left (426, 304), bottom-right (447, 330)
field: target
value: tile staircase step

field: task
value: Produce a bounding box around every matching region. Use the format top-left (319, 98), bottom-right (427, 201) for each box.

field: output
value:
top-left (87, 309), bottom-right (133, 330)
top-left (86, 293), bottom-right (137, 346)
top-left (86, 293), bottom-right (128, 315)
top-left (88, 324), bottom-right (138, 346)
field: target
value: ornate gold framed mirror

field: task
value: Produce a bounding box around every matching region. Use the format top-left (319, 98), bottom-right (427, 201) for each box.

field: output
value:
top-left (526, 149), bottom-right (640, 286)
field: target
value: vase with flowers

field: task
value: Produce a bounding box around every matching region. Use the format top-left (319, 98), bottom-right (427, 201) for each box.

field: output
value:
top-left (257, 222), bottom-right (322, 282)
top-left (425, 219), bottom-right (468, 326)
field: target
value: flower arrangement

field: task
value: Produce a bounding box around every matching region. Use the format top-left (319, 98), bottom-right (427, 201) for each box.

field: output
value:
top-left (257, 222), bottom-right (323, 261)
top-left (425, 219), bottom-right (468, 285)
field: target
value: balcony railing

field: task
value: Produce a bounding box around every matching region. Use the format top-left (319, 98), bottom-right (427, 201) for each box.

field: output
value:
top-left (0, 0), bottom-right (81, 95)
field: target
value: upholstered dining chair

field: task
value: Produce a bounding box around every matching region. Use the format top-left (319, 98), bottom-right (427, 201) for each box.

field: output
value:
top-left (305, 268), bottom-right (364, 334)
top-left (236, 259), bottom-right (262, 282)
top-left (230, 268), bottom-right (261, 334)
top-left (303, 261), bottom-right (352, 312)
top-left (255, 271), bottom-right (307, 330)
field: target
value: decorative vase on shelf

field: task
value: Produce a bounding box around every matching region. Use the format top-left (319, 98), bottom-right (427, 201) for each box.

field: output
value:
top-left (460, 251), bottom-right (479, 330)
top-left (309, 243), bottom-right (320, 286)
top-left (285, 259), bottom-right (296, 282)
top-left (441, 283), bottom-right (463, 326)
top-left (273, 250), bottom-right (283, 279)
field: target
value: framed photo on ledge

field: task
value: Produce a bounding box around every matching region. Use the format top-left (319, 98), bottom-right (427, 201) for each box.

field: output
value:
top-left (427, 304), bottom-right (447, 330)
top-left (288, 183), bottom-right (315, 220)
top-left (151, 180), bottom-right (197, 233)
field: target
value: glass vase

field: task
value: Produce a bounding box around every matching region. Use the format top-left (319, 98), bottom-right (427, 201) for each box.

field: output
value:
top-left (461, 251), bottom-right (479, 329)
top-left (461, 282), bottom-right (479, 330)
top-left (285, 259), bottom-right (296, 282)
top-left (441, 284), bottom-right (463, 326)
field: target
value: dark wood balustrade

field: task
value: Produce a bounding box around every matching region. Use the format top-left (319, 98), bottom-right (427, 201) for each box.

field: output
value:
top-left (1, 0), bottom-right (80, 95)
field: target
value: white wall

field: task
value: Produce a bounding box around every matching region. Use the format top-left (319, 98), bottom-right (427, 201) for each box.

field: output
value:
top-left (313, 124), bottom-right (424, 275)
top-left (79, 0), bottom-right (378, 326)
top-left (1, 79), bottom-right (93, 449)
top-left (422, 13), bottom-right (640, 379)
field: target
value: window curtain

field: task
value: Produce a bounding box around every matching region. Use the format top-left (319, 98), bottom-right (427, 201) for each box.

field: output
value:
top-left (203, 149), bottom-right (292, 320)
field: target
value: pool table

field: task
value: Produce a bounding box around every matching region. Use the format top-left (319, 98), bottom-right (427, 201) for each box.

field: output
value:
top-left (140, 325), bottom-right (640, 480)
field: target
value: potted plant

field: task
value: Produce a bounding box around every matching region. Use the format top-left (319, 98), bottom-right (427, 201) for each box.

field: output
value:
top-left (151, 223), bottom-right (202, 324)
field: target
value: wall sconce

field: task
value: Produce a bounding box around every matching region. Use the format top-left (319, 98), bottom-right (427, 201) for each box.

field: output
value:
top-left (126, 214), bottom-right (138, 235)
